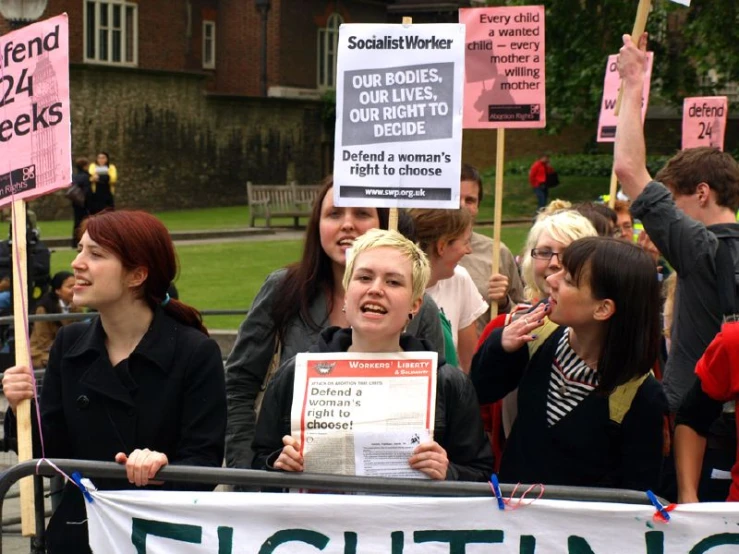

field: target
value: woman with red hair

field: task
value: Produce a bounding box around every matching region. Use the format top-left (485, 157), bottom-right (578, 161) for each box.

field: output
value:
top-left (2, 210), bottom-right (226, 554)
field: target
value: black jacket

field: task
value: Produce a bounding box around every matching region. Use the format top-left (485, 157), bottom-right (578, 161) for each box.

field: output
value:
top-left (252, 327), bottom-right (493, 482)
top-left (25, 309), bottom-right (226, 553)
top-left (472, 326), bottom-right (667, 491)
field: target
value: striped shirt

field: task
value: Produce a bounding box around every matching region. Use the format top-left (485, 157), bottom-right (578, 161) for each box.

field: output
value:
top-left (546, 328), bottom-right (598, 427)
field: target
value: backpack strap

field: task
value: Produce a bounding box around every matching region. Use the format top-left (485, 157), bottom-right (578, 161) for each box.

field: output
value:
top-left (715, 237), bottom-right (738, 317)
top-left (526, 320), bottom-right (649, 425)
top-left (608, 373), bottom-right (650, 424)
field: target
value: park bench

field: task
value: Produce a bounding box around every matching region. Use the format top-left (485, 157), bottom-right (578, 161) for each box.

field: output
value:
top-left (246, 182), bottom-right (322, 228)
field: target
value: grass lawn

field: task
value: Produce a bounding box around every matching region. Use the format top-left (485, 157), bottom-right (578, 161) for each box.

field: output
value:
top-left (36, 205), bottom-right (260, 240)
top-left (477, 174), bottom-right (612, 220)
top-left (50, 224), bottom-right (531, 330)
top-left (34, 173), bottom-right (610, 238)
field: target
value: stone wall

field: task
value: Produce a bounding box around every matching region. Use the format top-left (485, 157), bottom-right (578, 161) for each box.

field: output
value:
top-left (27, 66), bottom-right (739, 220)
top-left (30, 64), bottom-right (327, 219)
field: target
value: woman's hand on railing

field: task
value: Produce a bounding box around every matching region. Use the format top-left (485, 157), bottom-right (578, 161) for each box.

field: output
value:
top-left (115, 449), bottom-right (169, 487)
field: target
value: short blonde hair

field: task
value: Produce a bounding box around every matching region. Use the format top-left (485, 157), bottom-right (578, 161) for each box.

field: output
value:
top-left (521, 210), bottom-right (597, 301)
top-left (344, 229), bottom-right (430, 302)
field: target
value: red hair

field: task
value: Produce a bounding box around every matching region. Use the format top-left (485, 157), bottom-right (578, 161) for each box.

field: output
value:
top-left (81, 210), bottom-right (207, 335)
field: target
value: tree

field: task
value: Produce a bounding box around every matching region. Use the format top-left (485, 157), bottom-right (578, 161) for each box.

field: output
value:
top-left (480, 0), bottom-right (737, 131)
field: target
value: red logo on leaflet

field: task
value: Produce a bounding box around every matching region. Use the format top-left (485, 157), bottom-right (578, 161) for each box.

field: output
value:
top-left (313, 362), bottom-right (335, 375)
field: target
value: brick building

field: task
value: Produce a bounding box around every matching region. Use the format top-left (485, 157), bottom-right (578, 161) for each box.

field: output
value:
top-left (3, 1), bottom-right (721, 218)
top-left (1, 1), bottom-right (490, 217)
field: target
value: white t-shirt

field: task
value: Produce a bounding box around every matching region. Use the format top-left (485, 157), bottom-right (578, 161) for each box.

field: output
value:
top-left (426, 265), bottom-right (489, 348)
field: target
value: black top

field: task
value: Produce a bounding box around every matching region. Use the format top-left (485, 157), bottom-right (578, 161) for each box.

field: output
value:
top-left (252, 326), bottom-right (494, 482)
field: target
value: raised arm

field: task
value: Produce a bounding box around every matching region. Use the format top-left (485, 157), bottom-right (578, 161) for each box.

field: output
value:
top-left (613, 33), bottom-right (653, 200)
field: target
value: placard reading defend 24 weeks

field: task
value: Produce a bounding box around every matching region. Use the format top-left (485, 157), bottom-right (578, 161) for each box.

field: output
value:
top-left (333, 23), bottom-right (465, 209)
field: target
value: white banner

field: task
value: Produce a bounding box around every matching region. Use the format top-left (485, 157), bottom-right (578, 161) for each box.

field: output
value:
top-left (333, 23), bottom-right (465, 209)
top-left (87, 489), bottom-right (739, 553)
top-left (292, 352), bottom-right (437, 477)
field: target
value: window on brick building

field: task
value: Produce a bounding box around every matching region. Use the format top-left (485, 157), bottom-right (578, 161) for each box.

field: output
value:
top-left (84, 0), bottom-right (138, 65)
top-left (203, 20), bottom-right (216, 69)
top-left (317, 12), bottom-right (343, 89)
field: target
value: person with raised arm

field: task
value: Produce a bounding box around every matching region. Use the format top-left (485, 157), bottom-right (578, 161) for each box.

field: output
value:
top-left (615, 34), bottom-right (739, 501)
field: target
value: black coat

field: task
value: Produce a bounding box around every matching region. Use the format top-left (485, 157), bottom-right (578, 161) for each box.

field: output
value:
top-left (252, 327), bottom-right (493, 482)
top-left (471, 326), bottom-right (667, 491)
top-left (35, 309), bottom-right (226, 553)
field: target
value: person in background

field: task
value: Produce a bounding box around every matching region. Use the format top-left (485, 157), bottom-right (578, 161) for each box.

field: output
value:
top-left (613, 200), bottom-right (635, 241)
top-left (573, 202), bottom-right (617, 237)
top-left (1, 210), bottom-right (226, 553)
top-left (458, 164), bottom-right (524, 330)
top-left (253, 229), bottom-right (493, 482)
top-left (529, 154), bottom-right (555, 213)
top-left (409, 208), bottom-right (488, 373)
top-left (225, 177), bottom-right (444, 471)
top-left (29, 271), bottom-right (80, 369)
top-left (613, 200), bottom-right (670, 281)
top-left (472, 237), bottom-right (667, 491)
top-left (71, 157), bottom-right (91, 247)
top-left (87, 151), bottom-right (117, 214)
top-left (615, 34), bottom-right (739, 501)
top-left (675, 320), bottom-right (739, 503)
top-left (0, 271), bottom-right (10, 311)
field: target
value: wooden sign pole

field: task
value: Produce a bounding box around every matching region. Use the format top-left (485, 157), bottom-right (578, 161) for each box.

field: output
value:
top-left (388, 16), bottom-right (415, 232)
top-left (610, 0), bottom-right (651, 207)
top-left (614, 0), bottom-right (652, 116)
top-left (12, 199), bottom-right (36, 537)
top-left (490, 128), bottom-right (505, 319)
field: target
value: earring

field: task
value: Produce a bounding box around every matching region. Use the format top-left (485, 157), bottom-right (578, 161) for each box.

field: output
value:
top-left (408, 313), bottom-right (414, 321)
top-left (342, 305), bottom-right (346, 313)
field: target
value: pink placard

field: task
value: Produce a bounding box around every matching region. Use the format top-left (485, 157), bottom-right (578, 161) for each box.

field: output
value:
top-left (0, 14), bottom-right (71, 208)
top-left (596, 53), bottom-right (653, 143)
top-left (460, 6), bottom-right (545, 129)
top-left (682, 96), bottom-right (728, 150)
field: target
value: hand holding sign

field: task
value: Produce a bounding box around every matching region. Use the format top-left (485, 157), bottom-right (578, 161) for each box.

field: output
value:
top-left (274, 435), bottom-right (304, 472)
top-left (408, 440), bottom-right (449, 480)
top-left (0, 365), bottom-right (34, 413)
top-left (617, 33), bottom-right (649, 87)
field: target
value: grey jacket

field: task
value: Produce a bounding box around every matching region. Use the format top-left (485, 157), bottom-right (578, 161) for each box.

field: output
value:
top-left (631, 181), bottom-right (739, 412)
top-left (225, 268), bottom-right (445, 468)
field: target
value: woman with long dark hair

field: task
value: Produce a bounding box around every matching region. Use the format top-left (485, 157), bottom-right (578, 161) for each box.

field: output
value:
top-left (29, 271), bottom-right (80, 368)
top-left (2, 211), bottom-right (226, 553)
top-left (471, 237), bottom-right (667, 490)
top-left (226, 176), bottom-right (444, 470)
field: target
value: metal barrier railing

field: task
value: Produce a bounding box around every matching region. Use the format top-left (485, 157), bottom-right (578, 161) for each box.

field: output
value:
top-left (0, 459), bottom-right (655, 554)
top-left (0, 309), bottom-right (250, 326)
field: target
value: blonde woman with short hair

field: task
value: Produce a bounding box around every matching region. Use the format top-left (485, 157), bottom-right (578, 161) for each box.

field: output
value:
top-left (252, 229), bottom-right (493, 482)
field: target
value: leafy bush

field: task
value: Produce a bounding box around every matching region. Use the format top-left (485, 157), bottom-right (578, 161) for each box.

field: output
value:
top-left (505, 154), bottom-right (672, 178)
